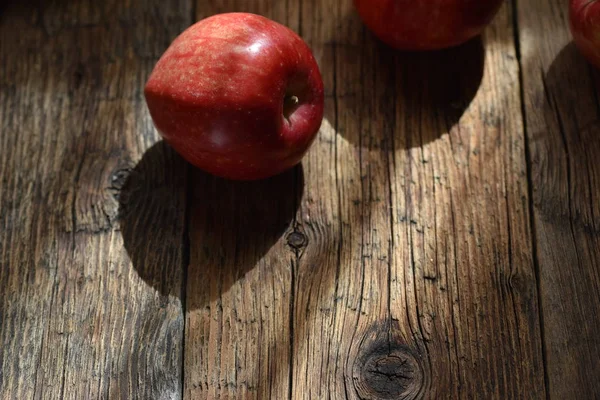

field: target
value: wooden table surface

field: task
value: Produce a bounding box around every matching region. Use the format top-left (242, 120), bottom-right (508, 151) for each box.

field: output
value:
top-left (1, 0), bottom-right (599, 398)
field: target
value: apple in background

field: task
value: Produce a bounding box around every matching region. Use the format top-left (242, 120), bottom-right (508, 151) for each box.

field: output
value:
top-left (353, 0), bottom-right (504, 50)
top-left (144, 13), bottom-right (324, 180)
top-left (570, 0), bottom-right (600, 69)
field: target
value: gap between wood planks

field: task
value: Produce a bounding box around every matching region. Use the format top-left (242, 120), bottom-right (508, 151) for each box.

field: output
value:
top-left (510, 0), bottom-right (551, 398)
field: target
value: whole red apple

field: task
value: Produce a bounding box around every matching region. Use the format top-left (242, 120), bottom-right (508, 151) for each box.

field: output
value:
top-left (570, 0), bottom-right (600, 69)
top-left (354, 0), bottom-right (504, 50)
top-left (144, 13), bottom-right (324, 180)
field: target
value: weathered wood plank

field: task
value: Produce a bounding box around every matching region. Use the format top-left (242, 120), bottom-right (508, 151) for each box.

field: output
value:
top-left (183, 0), bottom-right (547, 398)
top-left (5, 0), bottom-right (584, 397)
top-left (184, 2), bottom-right (301, 399)
top-left (0, 1), bottom-right (191, 398)
top-left (292, 0), bottom-right (546, 398)
top-left (517, 0), bottom-right (600, 397)
top-left (185, 168), bottom-right (301, 399)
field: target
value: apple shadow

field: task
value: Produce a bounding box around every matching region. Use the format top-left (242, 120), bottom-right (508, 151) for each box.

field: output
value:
top-left (118, 141), bottom-right (303, 305)
top-left (118, 141), bottom-right (189, 299)
top-left (330, 31), bottom-right (485, 149)
top-left (185, 161), bottom-right (303, 310)
top-left (533, 42), bottom-right (600, 224)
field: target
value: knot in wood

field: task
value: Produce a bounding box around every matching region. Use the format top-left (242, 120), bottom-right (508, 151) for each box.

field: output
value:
top-left (109, 167), bottom-right (132, 199)
top-left (286, 231), bottom-right (307, 249)
top-left (354, 343), bottom-right (424, 399)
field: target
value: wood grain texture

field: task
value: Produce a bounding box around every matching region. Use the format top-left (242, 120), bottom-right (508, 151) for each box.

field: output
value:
top-left (517, 0), bottom-right (600, 397)
top-left (184, 3), bottom-right (301, 399)
top-left (4, 0), bottom-right (600, 398)
top-left (291, 0), bottom-right (545, 398)
top-left (0, 1), bottom-right (190, 398)
top-left (184, 1), bottom-right (547, 399)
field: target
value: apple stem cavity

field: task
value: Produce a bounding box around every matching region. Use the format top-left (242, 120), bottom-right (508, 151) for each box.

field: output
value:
top-left (283, 94), bottom-right (300, 123)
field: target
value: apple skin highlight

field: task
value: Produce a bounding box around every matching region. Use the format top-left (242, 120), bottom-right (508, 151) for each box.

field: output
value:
top-left (145, 13), bottom-right (324, 180)
top-left (353, 0), bottom-right (504, 50)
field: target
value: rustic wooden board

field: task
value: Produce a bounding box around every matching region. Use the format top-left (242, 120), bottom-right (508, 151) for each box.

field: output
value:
top-left (3, 0), bottom-right (600, 398)
top-left (0, 1), bottom-right (191, 398)
top-left (291, 0), bottom-right (545, 398)
top-left (184, 2), bottom-right (301, 399)
top-left (517, 0), bottom-right (600, 398)
top-left (183, 1), bottom-right (547, 398)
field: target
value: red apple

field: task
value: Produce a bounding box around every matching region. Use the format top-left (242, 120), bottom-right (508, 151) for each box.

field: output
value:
top-left (144, 13), bottom-right (324, 180)
top-left (353, 0), bottom-right (504, 50)
top-left (570, 0), bottom-right (600, 69)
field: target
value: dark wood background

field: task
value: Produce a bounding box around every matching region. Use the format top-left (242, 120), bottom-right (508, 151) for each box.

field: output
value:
top-left (1, 0), bottom-right (599, 398)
